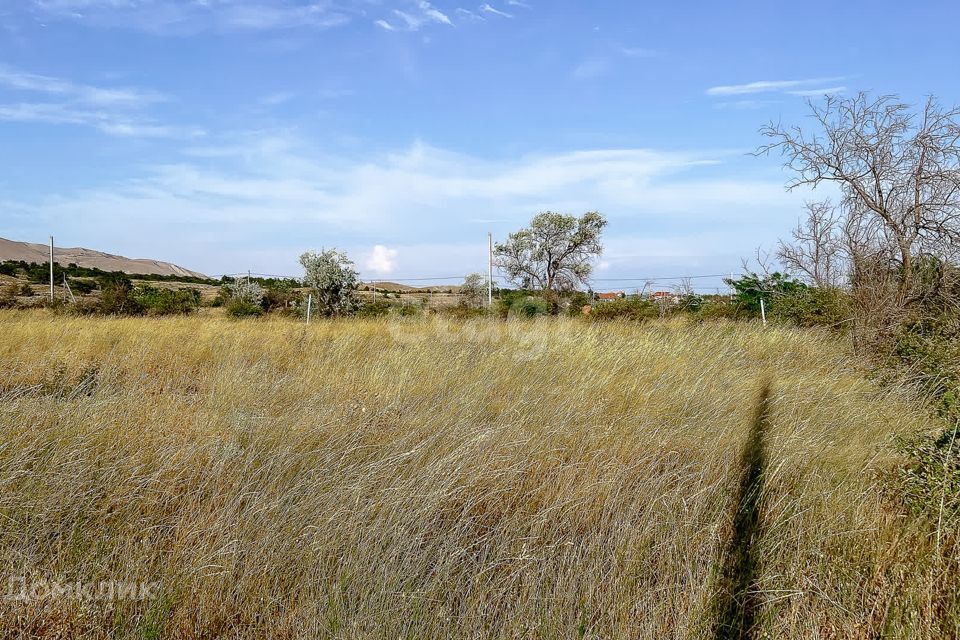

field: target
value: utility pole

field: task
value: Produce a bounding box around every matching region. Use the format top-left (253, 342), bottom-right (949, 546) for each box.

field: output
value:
top-left (49, 236), bottom-right (54, 302)
top-left (760, 298), bottom-right (767, 325)
top-left (487, 232), bottom-right (493, 308)
top-left (306, 293), bottom-right (313, 325)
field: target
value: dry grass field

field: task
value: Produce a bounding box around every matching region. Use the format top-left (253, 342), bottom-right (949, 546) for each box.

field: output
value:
top-left (0, 311), bottom-right (956, 638)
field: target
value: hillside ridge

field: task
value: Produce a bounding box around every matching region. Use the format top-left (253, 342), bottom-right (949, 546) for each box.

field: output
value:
top-left (0, 237), bottom-right (207, 279)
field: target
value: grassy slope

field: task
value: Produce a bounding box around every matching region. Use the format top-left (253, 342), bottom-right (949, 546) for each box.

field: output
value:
top-left (0, 312), bottom-right (954, 638)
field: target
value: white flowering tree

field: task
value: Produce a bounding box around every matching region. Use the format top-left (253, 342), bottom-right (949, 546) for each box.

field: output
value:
top-left (299, 249), bottom-right (361, 317)
top-left (460, 273), bottom-right (488, 308)
top-left (230, 279), bottom-right (265, 306)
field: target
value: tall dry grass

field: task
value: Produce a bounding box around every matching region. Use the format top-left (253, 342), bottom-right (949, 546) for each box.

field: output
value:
top-left (0, 311), bottom-right (953, 638)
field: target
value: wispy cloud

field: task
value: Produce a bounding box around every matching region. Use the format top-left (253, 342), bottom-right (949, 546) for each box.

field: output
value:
top-left (705, 77), bottom-right (845, 96)
top-left (8, 132), bottom-right (814, 277)
top-left (259, 91), bottom-right (297, 107)
top-left (0, 64), bottom-right (197, 138)
top-left (28, 0), bottom-right (354, 34)
top-left (0, 64), bottom-right (165, 107)
top-left (572, 57), bottom-right (610, 80)
top-left (0, 102), bottom-right (203, 138)
top-left (377, 1), bottom-right (452, 32)
top-left (572, 43), bottom-right (659, 80)
top-left (480, 3), bottom-right (512, 18)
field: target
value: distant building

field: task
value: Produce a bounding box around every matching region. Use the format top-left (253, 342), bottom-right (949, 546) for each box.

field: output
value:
top-left (596, 291), bottom-right (625, 301)
top-left (649, 291), bottom-right (681, 304)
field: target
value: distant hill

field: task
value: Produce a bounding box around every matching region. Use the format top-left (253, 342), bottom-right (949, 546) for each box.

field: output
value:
top-left (367, 281), bottom-right (462, 293)
top-left (0, 237), bottom-right (207, 279)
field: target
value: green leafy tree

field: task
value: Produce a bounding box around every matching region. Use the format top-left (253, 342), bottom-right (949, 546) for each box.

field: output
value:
top-left (725, 272), bottom-right (807, 314)
top-left (494, 211), bottom-right (607, 306)
top-left (300, 249), bottom-right (361, 317)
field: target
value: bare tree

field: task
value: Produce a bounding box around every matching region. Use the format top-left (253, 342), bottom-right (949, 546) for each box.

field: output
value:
top-left (759, 93), bottom-right (960, 301)
top-left (777, 200), bottom-right (847, 288)
top-left (494, 211), bottom-right (607, 304)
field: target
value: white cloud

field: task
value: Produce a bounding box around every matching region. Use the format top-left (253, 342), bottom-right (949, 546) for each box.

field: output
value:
top-left (706, 77), bottom-right (845, 96)
top-left (619, 46), bottom-right (658, 58)
top-left (572, 57), bottom-right (610, 80)
top-left (0, 102), bottom-right (203, 138)
top-left (259, 91), bottom-right (297, 106)
top-left (0, 65), bottom-right (197, 138)
top-left (384, 2), bottom-right (451, 31)
top-left (7, 132), bottom-right (820, 277)
top-left (28, 0), bottom-right (354, 34)
top-left (480, 4), bottom-right (512, 18)
top-left (0, 64), bottom-right (165, 107)
top-left (365, 245), bottom-right (399, 275)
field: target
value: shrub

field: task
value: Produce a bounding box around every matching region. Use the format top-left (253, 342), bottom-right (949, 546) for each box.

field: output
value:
top-left (0, 284), bottom-right (18, 309)
top-left (770, 287), bottom-right (852, 329)
top-left (97, 277), bottom-right (141, 316)
top-left (896, 428), bottom-right (960, 523)
top-left (442, 304), bottom-right (489, 320)
top-left (725, 272), bottom-right (807, 315)
top-left (262, 285), bottom-right (302, 313)
top-left (694, 299), bottom-right (741, 321)
top-left (132, 286), bottom-right (201, 316)
top-left (226, 298), bottom-right (263, 318)
top-left (508, 296), bottom-right (551, 318)
top-left (229, 280), bottom-right (266, 308)
top-left (357, 300), bottom-right (390, 318)
top-left (68, 279), bottom-right (96, 295)
top-left (395, 303), bottom-right (422, 317)
top-left (590, 297), bottom-right (658, 321)
top-left (565, 291), bottom-right (593, 317)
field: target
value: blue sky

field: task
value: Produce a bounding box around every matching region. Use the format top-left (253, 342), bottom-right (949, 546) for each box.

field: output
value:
top-left (1, 0), bottom-right (958, 289)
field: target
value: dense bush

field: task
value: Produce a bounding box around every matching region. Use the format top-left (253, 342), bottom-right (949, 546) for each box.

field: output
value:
top-left (0, 284), bottom-right (18, 309)
top-left (133, 286), bottom-right (201, 316)
top-left (357, 300), bottom-right (390, 318)
top-left (507, 297), bottom-right (551, 318)
top-left (442, 304), bottom-right (489, 320)
top-left (96, 277), bottom-right (140, 315)
top-left (725, 272), bottom-right (807, 314)
top-left (694, 298), bottom-right (741, 321)
top-left (565, 291), bottom-right (593, 317)
top-left (770, 287), bottom-right (852, 329)
top-left (226, 298), bottom-right (264, 318)
top-left (896, 428), bottom-right (960, 523)
top-left (0, 262), bottom-right (20, 277)
top-left (68, 278), bottom-right (96, 295)
top-left (589, 297), bottom-right (658, 321)
top-left (261, 285), bottom-right (302, 313)
top-left (395, 303), bottom-right (422, 317)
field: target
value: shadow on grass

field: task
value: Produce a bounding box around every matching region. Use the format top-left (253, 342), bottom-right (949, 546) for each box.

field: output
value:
top-left (712, 379), bottom-right (772, 640)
